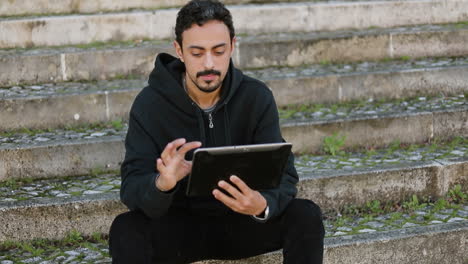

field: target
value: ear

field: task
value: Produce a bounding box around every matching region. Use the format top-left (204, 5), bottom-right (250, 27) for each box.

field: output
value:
top-left (230, 36), bottom-right (237, 55)
top-left (173, 40), bottom-right (184, 62)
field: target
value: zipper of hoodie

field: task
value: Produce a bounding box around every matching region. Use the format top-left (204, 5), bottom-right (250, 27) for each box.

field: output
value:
top-left (208, 113), bottom-right (214, 129)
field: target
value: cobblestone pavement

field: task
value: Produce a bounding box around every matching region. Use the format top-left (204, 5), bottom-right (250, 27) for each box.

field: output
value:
top-left (0, 141), bottom-right (466, 262)
top-left (246, 57), bottom-right (468, 80)
top-left (278, 94), bottom-right (467, 122)
top-left (0, 138), bottom-right (466, 202)
top-left (0, 79), bottom-right (145, 98)
top-left (1, 203), bottom-right (466, 263)
top-left (1, 57), bottom-right (467, 97)
top-left (1, 93), bottom-right (466, 148)
top-left (294, 138), bottom-right (467, 174)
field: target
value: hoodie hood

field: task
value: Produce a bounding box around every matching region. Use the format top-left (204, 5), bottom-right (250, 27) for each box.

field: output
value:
top-left (148, 53), bottom-right (242, 117)
top-left (147, 53), bottom-right (243, 147)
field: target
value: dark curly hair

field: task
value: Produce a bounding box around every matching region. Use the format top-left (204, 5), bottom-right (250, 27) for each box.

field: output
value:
top-left (175, 0), bottom-right (235, 48)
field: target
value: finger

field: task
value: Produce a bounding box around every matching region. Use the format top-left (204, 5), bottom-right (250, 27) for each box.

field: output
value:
top-left (156, 158), bottom-right (166, 174)
top-left (161, 138), bottom-right (186, 161)
top-left (171, 138), bottom-right (187, 148)
top-left (230, 175), bottom-right (251, 194)
top-left (212, 189), bottom-right (238, 210)
top-left (161, 142), bottom-right (174, 161)
top-left (170, 138), bottom-right (186, 157)
top-left (176, 141), bottom-right (202, 158)
top-left (218, 180), bottom-right (243, 199)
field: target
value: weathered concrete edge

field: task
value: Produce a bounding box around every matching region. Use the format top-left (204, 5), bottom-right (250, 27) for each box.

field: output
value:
top-left (0, 88), bottom-right (140, 131)
top-left (282, 106), bottom-right (468, 153)
top-left (0, 192), bottom-right (127, 242)
top-left (1, 64), bottom-right (467, 131)
top-left (1, 158), bottom-right (466, 242)
top-left (1, 107), bottom-right (466, 180)
top-left (0, 137), bottom-right (125, 181)
top-left (323, 221), bottom-right (468, 264)
top-left (298, 158), bottom-right (468, 209)
top-left (268, 64), bottom-right (468, 105)
top-left (3, 26), bottom-right (468, 86)
top-left (2, 0), bottom-right (468, 48)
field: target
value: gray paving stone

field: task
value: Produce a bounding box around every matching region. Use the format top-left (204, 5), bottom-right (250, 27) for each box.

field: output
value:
top-left (434, 214), bottom-right (451, 220)
top-left (337, 227), bottom-right (353, 232)
top-left (439, 209), bottom-right (454, 215)
top-left (448, 217), bottom-right (466, 223)
top-left (366, 221), bottom-right (386, 229)
top-left (457, 210), bottom-right (468, 217)
top-left (333, 231), bottom-right (347, 236)
top-left (402, 222), bottom-right (419, 228)
top-left (358, 229), bottom-right (377, 233)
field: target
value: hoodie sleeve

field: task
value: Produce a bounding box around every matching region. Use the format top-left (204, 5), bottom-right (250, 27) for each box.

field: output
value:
top-left (252, 90), bottom-right (299, 222)
top-left (120, 107), bottom-right (177, 219)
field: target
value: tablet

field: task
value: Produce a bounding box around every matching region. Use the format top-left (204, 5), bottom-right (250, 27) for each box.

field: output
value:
top-left (186, 142), bottom-right (292, 197)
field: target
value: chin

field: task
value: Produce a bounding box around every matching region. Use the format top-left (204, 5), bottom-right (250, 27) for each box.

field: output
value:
top-left (197, 81), bottom-right (222, 93)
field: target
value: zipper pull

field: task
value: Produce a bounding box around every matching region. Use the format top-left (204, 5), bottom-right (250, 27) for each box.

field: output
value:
top-left (208, 113), bottom-right (214, 128)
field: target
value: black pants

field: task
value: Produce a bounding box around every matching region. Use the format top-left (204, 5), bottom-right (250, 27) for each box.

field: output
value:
top-left (109, 199), bottom-right (324, 264)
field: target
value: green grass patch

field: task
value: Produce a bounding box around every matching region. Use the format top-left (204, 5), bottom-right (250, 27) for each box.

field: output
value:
top-left (327, 185), bottom-right (467, 229)
top-left (323, 132), bottom-right (346, 156)
top-left (0, 230), bottom-right (110, 259)
top-left (0, 119), bottom-right (128, 138)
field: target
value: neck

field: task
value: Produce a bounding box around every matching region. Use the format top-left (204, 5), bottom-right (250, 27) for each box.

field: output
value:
top-left (184, 74), bottom-right (221, 109)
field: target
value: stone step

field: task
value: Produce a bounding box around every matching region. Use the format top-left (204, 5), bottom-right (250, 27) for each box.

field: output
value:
top-left (2, 23), bottom-right (468, 87)
top-left (0, 140), bottom-right (466, 242)
top-left (1, 0), bottom-right (311, 17)
top-left (1, 222), bottom-right (467, 263)
top-left (2, 1), bottom-right (468, 48)
top-left (0, 179), bottom-right (466, 263)
top-left (2, 57), bottom-right (467, 131)
top-left (0, 96), bottom-right (466, 180)
top-left (200, 222), bottom-right (468, 264)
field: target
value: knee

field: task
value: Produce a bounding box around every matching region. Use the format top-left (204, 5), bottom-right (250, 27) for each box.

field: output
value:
top-left (111, 210), bottom-right (146, 232)
top-left (286, 199), bottom-right (322, 219)
top-left (283, 199), bottom-right (324, 234)
top-left (109, 211), bottom-right (149, 247)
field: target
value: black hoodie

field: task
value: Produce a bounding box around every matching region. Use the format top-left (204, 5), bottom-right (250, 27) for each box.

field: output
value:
top-left (120, 53), bottom-right (299, 221)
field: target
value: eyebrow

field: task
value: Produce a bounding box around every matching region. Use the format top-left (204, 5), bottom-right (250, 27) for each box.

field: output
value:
top-left (188, 43), bottom-right (227, 50)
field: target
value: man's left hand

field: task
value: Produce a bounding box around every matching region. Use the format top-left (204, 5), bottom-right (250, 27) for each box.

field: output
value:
top-left (213, 175), bottom-right (267, 216)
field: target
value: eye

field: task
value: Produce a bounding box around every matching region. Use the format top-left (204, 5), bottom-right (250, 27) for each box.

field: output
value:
top-left (215, 51), bottom-right (225, 56)
top-left (192, 53), bottom-right (202, 57)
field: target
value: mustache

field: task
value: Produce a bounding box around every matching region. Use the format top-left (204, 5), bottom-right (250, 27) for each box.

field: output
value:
top-left (196, 70), bottom-right (221, 78)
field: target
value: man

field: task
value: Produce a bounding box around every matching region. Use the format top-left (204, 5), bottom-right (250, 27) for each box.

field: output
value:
top-left (109, 0), bottom-right (325, 263)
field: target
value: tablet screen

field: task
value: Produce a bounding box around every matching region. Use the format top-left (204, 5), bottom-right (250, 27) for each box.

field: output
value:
top-left (186, 143), bottom-right (292, 197)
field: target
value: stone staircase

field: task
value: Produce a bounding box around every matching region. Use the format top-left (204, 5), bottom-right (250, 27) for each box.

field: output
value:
top-left (0, 0), bottom-right (467, 263)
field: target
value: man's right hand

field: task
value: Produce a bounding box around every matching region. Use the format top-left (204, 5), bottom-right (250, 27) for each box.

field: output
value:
top-left (155, 138), bottom-right (201, 192)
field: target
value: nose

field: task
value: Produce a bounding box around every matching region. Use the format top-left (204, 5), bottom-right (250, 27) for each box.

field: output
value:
top-left (204, 53), bottom-right (214, 69)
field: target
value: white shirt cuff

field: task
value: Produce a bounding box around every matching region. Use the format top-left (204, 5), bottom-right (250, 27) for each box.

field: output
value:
top-left (252, 206), bottom-right (269, 220)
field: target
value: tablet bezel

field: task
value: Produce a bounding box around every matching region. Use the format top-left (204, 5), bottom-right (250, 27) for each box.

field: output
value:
top-left (186, 142), bottom-right (292, 197)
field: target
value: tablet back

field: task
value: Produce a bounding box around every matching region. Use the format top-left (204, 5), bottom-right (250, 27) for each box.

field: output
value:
top-left (186, 143), bottom-right (292, 197)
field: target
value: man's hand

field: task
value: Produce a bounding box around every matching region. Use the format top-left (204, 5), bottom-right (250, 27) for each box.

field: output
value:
top-left (156, 138), bottom-right (201, 192)
top-left (213, 175), bottom-right (267, 216)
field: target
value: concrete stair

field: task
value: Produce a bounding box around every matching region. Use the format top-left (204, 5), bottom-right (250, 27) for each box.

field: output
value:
top-left (1, 94), bottom-right (466, 180)
top-left (0, 150), bottom-right (466, 242)
top-left (1, 57), bottom-right (468, 130)
top-left (0, 0), bottom-right (467, 263)
top-left (2, 1), bottom-right (468, 48)
top-left (3, 23), bottom-right (468, 86)
top-left (197, 222), bottom-right (468, 264)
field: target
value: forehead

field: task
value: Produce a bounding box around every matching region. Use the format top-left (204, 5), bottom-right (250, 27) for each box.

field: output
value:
top-left (182, 20), bottom-right (231, 48)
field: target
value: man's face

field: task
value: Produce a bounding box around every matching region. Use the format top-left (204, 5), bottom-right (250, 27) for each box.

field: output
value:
top-left (175, 20), bottom-right (235, 93)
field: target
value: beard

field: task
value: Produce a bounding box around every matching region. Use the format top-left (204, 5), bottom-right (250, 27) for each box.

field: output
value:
top-left (189, 69), bottom-right (223, 93)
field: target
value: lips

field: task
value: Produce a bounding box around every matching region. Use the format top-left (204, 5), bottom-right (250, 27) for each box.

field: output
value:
top-left (200, 74), bottom-right (217, 81)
